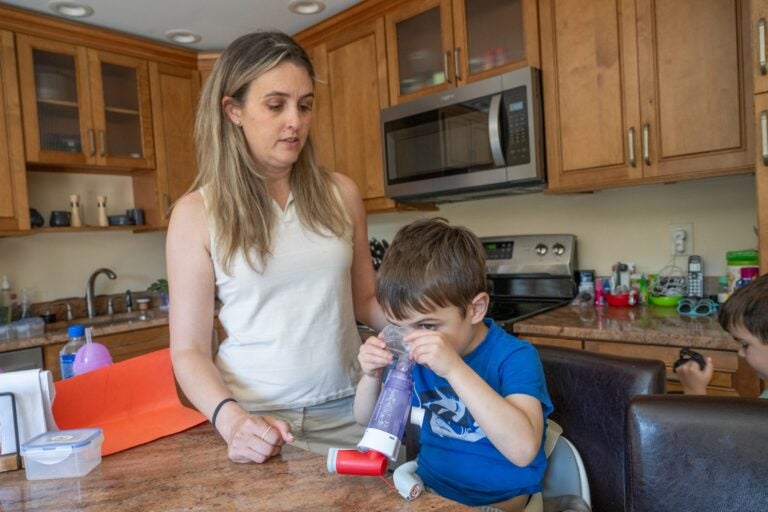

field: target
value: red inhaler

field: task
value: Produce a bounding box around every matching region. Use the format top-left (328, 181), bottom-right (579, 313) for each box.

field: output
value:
top-left (327, 448), bottom-right (388, 476)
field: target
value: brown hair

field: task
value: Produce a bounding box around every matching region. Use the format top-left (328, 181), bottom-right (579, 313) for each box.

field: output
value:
top-left (192, 31), bottom-right (349, 273)
top-left (718, 273), bottom-right (768, 344)
top-left (376, 217), bottom-right (487, 319)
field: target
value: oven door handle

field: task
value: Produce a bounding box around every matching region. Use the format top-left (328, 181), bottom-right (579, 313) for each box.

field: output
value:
top-left (488, 93), bottom-right (506, 167)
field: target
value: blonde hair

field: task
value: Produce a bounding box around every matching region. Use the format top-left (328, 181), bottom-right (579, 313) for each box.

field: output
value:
top-left (192, 31), bottom-right (349, 273)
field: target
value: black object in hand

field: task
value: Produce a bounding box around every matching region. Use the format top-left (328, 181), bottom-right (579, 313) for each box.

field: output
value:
top-left (672, 347), bottom-right (706, 372)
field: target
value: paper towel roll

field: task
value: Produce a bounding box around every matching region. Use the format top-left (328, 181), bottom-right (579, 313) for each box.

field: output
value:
top-left (0, 369), bottom-right (57, 455)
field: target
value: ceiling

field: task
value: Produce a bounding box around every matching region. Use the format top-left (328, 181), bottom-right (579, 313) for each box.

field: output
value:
top-left (0, 0), bottom-right (363, 51)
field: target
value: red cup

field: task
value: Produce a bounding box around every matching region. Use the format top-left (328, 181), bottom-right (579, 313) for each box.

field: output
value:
top-left (604, 293), bottom-right (631, 307)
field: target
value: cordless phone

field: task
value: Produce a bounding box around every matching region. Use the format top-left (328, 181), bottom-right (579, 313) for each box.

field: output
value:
top-left (687, 255), bottom-right (704, 298)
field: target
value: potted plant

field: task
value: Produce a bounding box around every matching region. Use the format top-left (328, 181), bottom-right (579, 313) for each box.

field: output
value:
top-left (147, 278), bottom-right (169, 310)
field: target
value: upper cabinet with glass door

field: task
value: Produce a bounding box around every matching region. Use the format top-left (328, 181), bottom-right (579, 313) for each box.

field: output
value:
top-left (385, 0), bottom-right (539, 104)
top-left (16, 34), bottom-right (154, 170)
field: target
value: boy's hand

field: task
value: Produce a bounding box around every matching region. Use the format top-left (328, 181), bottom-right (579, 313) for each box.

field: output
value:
top-left (406, 330), bottom-right (463, 378)
top-left (676, 356), bottom-right (714, 395)
top-left (358, 336), bottom-right (393, 378)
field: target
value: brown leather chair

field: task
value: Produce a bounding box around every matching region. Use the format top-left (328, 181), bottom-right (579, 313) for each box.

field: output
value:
top-left (626, 395), bottom-right (768, 512)
top-left (536, 345), bottom-right (666, 512)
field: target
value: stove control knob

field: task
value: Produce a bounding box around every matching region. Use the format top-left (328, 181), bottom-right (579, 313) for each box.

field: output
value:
top-left (552, 243), bottom-right (566, 256)
top-left (535, 243), bottom-right (548, 256)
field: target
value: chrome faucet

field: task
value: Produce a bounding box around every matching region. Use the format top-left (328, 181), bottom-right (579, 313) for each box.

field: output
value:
top-left (86, 268), bottom-right (117, 318)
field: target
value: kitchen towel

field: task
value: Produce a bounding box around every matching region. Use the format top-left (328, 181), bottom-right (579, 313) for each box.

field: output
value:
top-left (0, 369), bottom-right (57, 455)
top-left (52, 348), bottom-right (205, 455)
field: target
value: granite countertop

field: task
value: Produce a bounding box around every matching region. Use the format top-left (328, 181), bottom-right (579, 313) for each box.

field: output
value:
top-left (0, 425), bottom-right (469, 511)
top-left (0, 309), bottom-right (170, 354)
top-left (513, 304), bottom-right (736, 351)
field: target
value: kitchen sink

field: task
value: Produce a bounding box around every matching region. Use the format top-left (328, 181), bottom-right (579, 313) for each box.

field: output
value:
top-left (45, 311), bottom-right (155, 334)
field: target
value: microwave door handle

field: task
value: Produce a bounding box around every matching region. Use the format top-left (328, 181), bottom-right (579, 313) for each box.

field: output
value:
top-left (488, 93), bottom-right (505, 166)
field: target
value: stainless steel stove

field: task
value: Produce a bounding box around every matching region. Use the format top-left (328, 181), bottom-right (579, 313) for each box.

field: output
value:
top-left (483, 234), bottom-right (577, 331)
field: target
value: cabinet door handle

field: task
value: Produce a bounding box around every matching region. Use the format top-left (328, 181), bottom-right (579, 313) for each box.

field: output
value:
top-left (760, 18), bottom-right (767, 75)
top-left (454, 48), bottom-right (462, 81)
top-left (443, 52), bottom-right (451, 84)
top-left (762, 111), bottom-right (768, 166)
top-left (98, 130), bottom-right (106, 157)
top-left (162, 193), bottom-right (171, 217)
top-left (628, 127), bottom-right (636, 167)
top-left (642, 124), bottom-right (651, 165)
top-left (87, 129), bottom-right (96, 156)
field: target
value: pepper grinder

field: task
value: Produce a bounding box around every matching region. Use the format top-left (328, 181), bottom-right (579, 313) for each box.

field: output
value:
top-left (96, 195), bottom-right (108, 227)
top-left (69, 194), bottom-right (82, 227)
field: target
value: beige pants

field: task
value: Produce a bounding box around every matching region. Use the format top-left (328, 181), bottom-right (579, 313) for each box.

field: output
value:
top-left (252, 396), bottom-right (365, 456)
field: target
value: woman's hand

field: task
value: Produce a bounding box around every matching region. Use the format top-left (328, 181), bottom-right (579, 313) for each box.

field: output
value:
top-left (676, 356), bottom-right (714, 395)
top-left (222, 409), bottom-right (294, 463)
top-left (358, 336), bottom-right (393, 378)
top-left (406, 330), bottom-right (463, 379)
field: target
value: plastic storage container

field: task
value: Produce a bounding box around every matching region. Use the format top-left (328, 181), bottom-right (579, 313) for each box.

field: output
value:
top-left (21, 428), bottom-right (103, 480)
top-left (9, 317), bottom-right (45, 339)
top-left (726, 250), bottom-right (759, 294)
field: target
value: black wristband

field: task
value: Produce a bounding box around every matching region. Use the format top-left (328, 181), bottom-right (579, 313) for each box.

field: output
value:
top-left (211, 398), bottom-right (237, 434)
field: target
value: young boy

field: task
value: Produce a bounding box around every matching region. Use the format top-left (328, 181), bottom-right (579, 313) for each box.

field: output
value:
top-left (354, 218), bottom-right (552, 511)
top-left (677, 273), bottom-right (768, 397)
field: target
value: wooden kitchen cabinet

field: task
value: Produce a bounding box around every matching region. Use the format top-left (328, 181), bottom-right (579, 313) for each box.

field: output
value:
top-left (16, 34), bottom-right (155, 170)
top-left (43, 324), bottom-right (169, 381)
top-left (750, 2), bottom-right (768, 274)
top-left (133, 63), bottom-right (200, 228)
top-left (384, 0), bottom-right (539, 104)
top-left (752, 0), bottom-right (768, 94)
top-left (755, 92), bottom-right (768, 274)
top-left (541, 0), bottom-right (753, 193)
top-left (305, 18), bottom-right (399, 211)
top-left (519, 333), bottom-right (762, 397)
top-left (0, 30), bottom-right (29, 232)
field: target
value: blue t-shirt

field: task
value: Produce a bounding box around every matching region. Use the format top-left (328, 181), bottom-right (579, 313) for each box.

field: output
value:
top-left (411, 319), bottom-right (553, 506)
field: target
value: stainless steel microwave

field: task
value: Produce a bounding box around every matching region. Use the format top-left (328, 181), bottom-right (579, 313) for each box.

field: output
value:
top-left (381, 67), bottom-right (544, 203)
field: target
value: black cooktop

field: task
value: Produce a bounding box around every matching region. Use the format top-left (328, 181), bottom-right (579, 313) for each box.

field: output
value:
top-left (486, 297), bottom-right (570, 331)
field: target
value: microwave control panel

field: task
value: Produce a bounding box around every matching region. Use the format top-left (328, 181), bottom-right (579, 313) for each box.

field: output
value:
top-left (503, 86), bottom-right (530, 166)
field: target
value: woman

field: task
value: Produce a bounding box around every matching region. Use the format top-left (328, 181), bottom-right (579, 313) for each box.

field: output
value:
top-left (167, 31), bottom-right (386, 464)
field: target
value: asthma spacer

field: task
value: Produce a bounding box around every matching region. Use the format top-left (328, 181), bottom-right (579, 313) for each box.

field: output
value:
top-left (327, 448), bottom-right (388, 476)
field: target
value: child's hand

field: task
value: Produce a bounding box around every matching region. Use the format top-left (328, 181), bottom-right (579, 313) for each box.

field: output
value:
top-left (358, 336), bottom-right (393, 378)
top-left (406, 330), bottom-right (463, 378)
top-left (676, 356), bottom-right (714, 395)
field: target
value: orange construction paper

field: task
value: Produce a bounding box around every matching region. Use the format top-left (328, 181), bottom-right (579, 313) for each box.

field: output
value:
top-left (53, 348), bottom-right (206, 456)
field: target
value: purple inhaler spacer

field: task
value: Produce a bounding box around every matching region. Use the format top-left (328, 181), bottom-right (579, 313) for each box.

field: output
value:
top-left (356, 325), bottom-right (415, 461)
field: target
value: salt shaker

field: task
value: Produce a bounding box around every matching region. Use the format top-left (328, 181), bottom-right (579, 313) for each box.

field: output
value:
top-left (96, 195), bottom-right (108, 227)
top-left (69, 194), bottom-right (82, 227)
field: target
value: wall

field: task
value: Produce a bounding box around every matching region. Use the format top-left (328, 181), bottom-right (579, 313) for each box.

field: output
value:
top-left (0, 172), bottom-right (166, 302)
top-left (0, 173), bottom-right (757, 303)
top-left (368, 174), bottom-right (757, 279)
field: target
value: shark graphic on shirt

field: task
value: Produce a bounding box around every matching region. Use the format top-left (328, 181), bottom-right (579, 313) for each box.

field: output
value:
top-left (416, 386), bottom-right (486, 442)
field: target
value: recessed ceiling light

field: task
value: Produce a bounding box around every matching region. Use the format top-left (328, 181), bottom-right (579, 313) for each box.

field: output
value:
top-left (165, 30), bottom-right (202, 45)
top-left (288, 1), bottom-right (326, 15)
top-left (48, 1), bottom-right (94, 18)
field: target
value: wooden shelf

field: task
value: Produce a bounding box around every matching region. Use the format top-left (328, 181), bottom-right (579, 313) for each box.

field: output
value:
top-left (105, 106), bottom-right (140, 115)
top-left (0, 224), bottom-right (166, 237)
top-left (36, 97), bottom-right (78, 108)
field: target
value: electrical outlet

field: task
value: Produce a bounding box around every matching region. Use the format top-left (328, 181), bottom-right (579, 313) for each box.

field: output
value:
top-left (669, 223), bottom-right (693, 256)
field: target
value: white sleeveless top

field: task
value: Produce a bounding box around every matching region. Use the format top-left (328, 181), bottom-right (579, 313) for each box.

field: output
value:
top-left (205, 191), bottom-right (361, 411)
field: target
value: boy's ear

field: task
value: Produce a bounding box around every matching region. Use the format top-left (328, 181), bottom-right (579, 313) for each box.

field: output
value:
top-left (469, 292), bottom-right (489, 324)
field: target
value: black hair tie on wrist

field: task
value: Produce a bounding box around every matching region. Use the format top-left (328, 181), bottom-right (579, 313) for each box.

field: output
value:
top-left (211, 398), bottom-right (237, 434)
